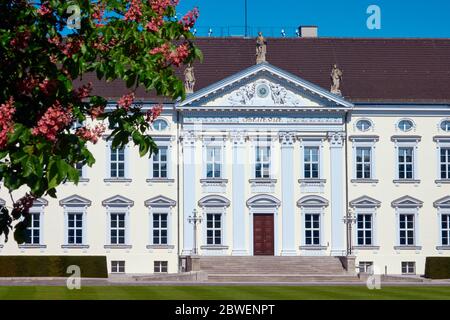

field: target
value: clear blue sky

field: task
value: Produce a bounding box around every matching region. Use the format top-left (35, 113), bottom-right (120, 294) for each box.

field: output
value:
top-left (176, 0), bottom-right (450, 38)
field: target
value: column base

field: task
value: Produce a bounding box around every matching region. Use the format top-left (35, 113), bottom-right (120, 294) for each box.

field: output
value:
top-left (231, 249), bottom-right (249, 256)
top-left (281, 249), bottom-right (297, 256)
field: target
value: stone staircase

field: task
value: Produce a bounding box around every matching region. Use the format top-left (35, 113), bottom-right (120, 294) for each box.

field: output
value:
top-left (199, 256), bottom-right (359, 282)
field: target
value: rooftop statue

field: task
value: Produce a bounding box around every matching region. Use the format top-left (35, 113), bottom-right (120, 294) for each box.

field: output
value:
top-left (330, 64), bottom-right (343, 96)
top-left (256, 32), bottom-right (267, 64)
top-left (184, 63), bottom-right (196, 94)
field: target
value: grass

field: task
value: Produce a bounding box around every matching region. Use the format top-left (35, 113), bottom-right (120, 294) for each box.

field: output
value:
top-left (0, 286), bottom-right (450, 300)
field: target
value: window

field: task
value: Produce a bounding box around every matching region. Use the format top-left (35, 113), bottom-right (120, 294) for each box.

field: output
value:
top-left (398, 119), bottom-right (414, 132)
top-left (255, 146), bottom-right (270, 178)
top-left (398, 147), bottom-right (414, 179)
top-left (67, 213), bottom-right (83, 245)
top-left (110, 147), bottom-right (125, 178)
top-left (111, 261), bottom-right (125, 273)
top-left (152, 213), bottom-right (168, 245)
top-left (359, 261), bottom-right (374, 273)
top-left (357, 214), bottom-right (373, 246)
top-left (442, 214), bottom-right (450, 246)
top-left (356, 120), bottom-right (372, 132)
top-left (152, 146), bottom-right (168, 178)
top-left (356, 147), bottom-right (372, 179)
top-left (154, 261), bottom-right (168, 273)
top-left (110, 212), bottom-right (126, 244)
top-left (401, 262), bottom-right (416, 275)
top-left (440, 147), bottom-right (450, 180)
top-left (206, 213), bottom-right (222, 245)
top-left (75, 162), bottom-right (83, 177)
top-left (25, 213), bottom-right (40, 244)
top-left (206, 146), bottom-right (222, 178)
top-left (440, 120), bottom-right (450, 132)
top-left (399, 214), bottom-right (415, 246)
top-left (304, 147), bottom-right (319, 179)
top-left (304, 214), bottom-right (320, 245)
top-left (152, 119), bottom-right (168, 131)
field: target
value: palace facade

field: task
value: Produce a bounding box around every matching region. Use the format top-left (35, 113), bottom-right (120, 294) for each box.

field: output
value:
top-left (1, 35), bottom-right (450, 276)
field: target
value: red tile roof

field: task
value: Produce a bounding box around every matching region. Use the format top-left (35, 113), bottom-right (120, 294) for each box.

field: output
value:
top-left (79, 37), bottom-right (450, 103)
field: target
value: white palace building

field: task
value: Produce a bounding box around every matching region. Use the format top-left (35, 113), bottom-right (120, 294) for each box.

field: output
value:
top-left (1, 31), bottom-right (450, 277)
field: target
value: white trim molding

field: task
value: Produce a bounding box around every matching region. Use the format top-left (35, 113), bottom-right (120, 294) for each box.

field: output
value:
top-left (59, 195), bottom-right (91, 249)
top-left (102, 195), bottom-right (134, 249)
top-left (392, 195), bottom-right (423, 251)
top-left (350, 196), bottom-right (381, 251)
top-left (145, 195), bottom-right (176, 250)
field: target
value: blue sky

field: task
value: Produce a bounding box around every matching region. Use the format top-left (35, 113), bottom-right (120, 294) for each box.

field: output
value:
top-left (176, 0), bottom-right (450, 38)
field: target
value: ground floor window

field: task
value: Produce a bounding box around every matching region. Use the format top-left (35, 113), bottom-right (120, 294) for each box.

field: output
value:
top-left (356, 214), bottom-right (373, 246)
top-left (111, 261), bottom-right (125, 273)
top-left (67, 212), bottom-right (83, 244)
top-left (399, 214), bottom-right (415, 246)
top-left (442, 214), bottom-right (450, 246)
top-left (401, 261), bottom-right (416, 275)
top-left (154, 261), bottom-right (168, 273)
top-left (110, 212), bottom-right (126, 244)
top-left (153, 213), bottom-right (168, 245)
top-left (25, 213), bottom-right (40, 245)
top-left (359, 261), bottom-right (373, 273)
top-left (206, 213), bottom-right (222, 245)
top-left (304, 213), bottom-right (320, 245)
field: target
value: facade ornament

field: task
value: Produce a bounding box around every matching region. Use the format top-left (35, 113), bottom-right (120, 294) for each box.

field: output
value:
top-left (330, 64), bottom-right (343, 96)
top-left (181, 130), bottom-right (197, 146)
top-left (230, 130), bottom-right (246, 145)
top-left (256, 32), bottom-right (267, 64)
top-left (184, 63), bottom-right (196, 94)
top-left (279, 132), bottom-right (295, 146)
top-left (327, 132), bottom-right (345, 148)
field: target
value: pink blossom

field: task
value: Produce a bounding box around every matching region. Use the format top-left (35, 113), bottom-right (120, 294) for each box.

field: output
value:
top-left (18, 75), bottom-right (40, 95)
top-left (150, 42), bottom-right (190, 67)
top-left (0, 97), bottom-right (16, 149)
top-left (32, 101), bottom-right (72, 142)
top-left (37, 2), bottom-right (52, 16)
top-left (124, 0), bottom-right (142, 21)
top-left (38, 78), bottom-right (57, 96)
top-left (74, 82), bottom-right (93, 100)
top-left (10, 30), bottom-right (31, 50)
top-left (89, 105), bottom-right (105, 119)
top-left (179, 7), bottom-right (199, 31)
top-left (145, 104), bottom-right (163, 122)
top-left (75, 124), bottom-right (106, 144)
top-left (145, 17), bottom-right (163, 32)
top-left (149, 0), bottom-right (179, 16)
top-left (117, 92), bottom-right (135, 111)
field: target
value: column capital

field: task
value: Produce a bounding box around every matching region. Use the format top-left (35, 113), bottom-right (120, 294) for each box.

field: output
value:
top-left (181, 130), bottom-right (197, 146)
top-left (327, 132), bottom-right (346, 148)
top-left (230, 130), bottom-right (247, 146)
top-left (279, 132), bottom-right (296, 146)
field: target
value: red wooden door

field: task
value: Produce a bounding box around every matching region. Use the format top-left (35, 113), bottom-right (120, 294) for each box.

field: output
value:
top-left (253, 214), bottom-right (274, 255)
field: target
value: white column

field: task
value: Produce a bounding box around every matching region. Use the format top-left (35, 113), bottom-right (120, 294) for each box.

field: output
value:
top-left (181, 131), bottom-right (196, 255)
top-left (280, 132), bottom-right (297, 256)
top-left (231, 131), bottom-right (248, 255)
top-left (328, 132), bottom-right (346, 256)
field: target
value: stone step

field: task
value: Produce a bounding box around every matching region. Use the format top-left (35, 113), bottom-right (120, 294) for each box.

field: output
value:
top-left (207, 274), bottom-right (361, 283)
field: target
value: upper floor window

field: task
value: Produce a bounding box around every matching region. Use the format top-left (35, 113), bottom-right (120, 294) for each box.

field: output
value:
top-left (398, 147), bottom-right (414, 180)
top-left (304, 146), bottom-right (319, 179)
top-left (152, 119), bottom-right (168, 131)
top-left (255, 146), bottom-right (270, 178)
top-left (67, 213), bottom-right (83, 245)
top-left (442, 214), bottom-right (450, 246)
top-left (356, 119), bottom-right (372, 132)
top-left (110, 147), bottom-right (125, 178)
top-left (440, 147), bottom-right (450, 180)
top-left (398, 119), bottom-right (414, 132)
top-left (152, 146), bottom-right (168, 178)
top-left (440, 120), bottom-right (450, 132)
top-left (356, 147), bottom-right (372, 179)
top-left (206, 146), bottom-right (222, 178)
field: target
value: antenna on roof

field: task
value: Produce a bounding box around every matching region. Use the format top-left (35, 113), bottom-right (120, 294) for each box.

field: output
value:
top-left (281, 29), bottom-right (286, 38)
top-left (244, 0), bottom-right (248, 37)
top-left (208, 28), bottom-right (213, 37)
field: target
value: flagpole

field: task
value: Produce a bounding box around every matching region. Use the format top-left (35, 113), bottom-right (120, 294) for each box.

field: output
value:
top-left (244, 0), bottom-right (248, 37)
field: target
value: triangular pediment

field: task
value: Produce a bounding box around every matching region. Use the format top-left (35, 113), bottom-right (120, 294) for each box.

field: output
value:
top-left (434, 196), bottom-right (450, 208)
top-left (59, 195), bottom-right (92, 207)
top-left (102, 195), bottom-right (134, 207)
top-left (145, 195), bottom-right (176, 208)
top-left (391, 195), bottom-right (423, 208)
top-left (178, 63), bottom-right (353, 110)
top-left (350, 196), bottom-right (381, 208)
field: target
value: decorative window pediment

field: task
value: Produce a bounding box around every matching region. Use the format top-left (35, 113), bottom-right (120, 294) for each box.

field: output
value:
top-left (350, 196), bottom-right (381, 208)
top-left (102, 195), bottom-right (134, 207)
top-left (32, 198), bottom-right (48, 207)
top-left (246, 194), bottom-right (280, 208)
top-left (198, 195), bottom-right (230, 208)
top-left (391, 195), bottom-right (423, 208)
top-left (0, 198), bottom-right (5, 207)
top-left (59, 195), bottom-right (92, 207)
top-left (297, 195), bottom-right (329, 208)
top-left (145, 195), bottom-right (176, 208)
top-left (434, 196), bottom-right (450, 209)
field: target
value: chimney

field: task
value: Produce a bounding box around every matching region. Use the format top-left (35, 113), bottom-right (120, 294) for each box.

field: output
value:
top-left (298, 26), bottom-right (318, 38)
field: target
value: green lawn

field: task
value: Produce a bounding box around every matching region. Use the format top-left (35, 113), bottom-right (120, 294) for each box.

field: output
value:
top-left (0, 286), bottom-right (450, 300)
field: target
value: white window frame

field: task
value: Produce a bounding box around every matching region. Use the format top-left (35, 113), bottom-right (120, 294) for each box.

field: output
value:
top-left (105, 141), bottom-right (130, 179)
top-left (202, 137), bottom-right (225, 179)
top-left (205, 146), bottom-right (222, 179)
top-left (67, 212), bottom-right (84, 245)
top-left (22, 200), bottom-right (47, 247)
top-left (199, 195), bottom-right (230, 251)
top-left (151, 211), bottom-right (169, 245)
top-left (398, 147), bottom-right (414, 180)
top-left (206, 213), bottom-right (223, 245)
top-left (392, 137), bottom-right (420, 181)
top-left (299, 139), bottom-right (324, 180)
top-left (154, 261), bottom-right (168, 273)
top-left (145, 195), bottom-right (176, 248)
top-left (356, 211), bottom-right (374, 246)
top-left (149, 137), bottom-right (174, 180)
top-left (350, 137), bottom-right (378, 181)
top-left (301, 207), bottom-right (324, 247)
top-left (25, 211), bottom-right (42, 245)
top-left (304, 212), bottom-right (321, 246)
top-left (401, 261), bottom-right (416, 274)
top-left (397, 209), bottom-right (417, 247)
top-left (440, 147), bottom-right (450, 180)
top-left (354, 118), bottom-right (374, 132)
top-left (254, 144), bottom-right (271, 179)
top-left (111, 260), bottom-right (125, 273)
top-left (440, 211), bottom-right (450, 247)
top-left (303, 146), bottom-right (320, 179)
top-left (152, 146), bottom-right (169, 179)
top-left (103, 196), bottom-right (133, 247)
top-left (396, 118), bottom-right (416, 133)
